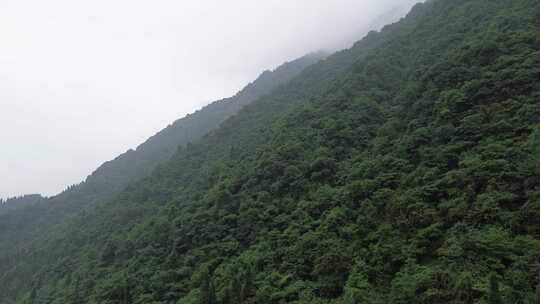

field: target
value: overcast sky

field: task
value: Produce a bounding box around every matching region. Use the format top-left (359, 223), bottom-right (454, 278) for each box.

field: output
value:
top-left (0, 0), bottom-right (419, 199)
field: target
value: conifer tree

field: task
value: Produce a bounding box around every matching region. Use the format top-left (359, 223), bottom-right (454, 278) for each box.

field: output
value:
top-left (200, 271), bottom-right (217, 304)
top-left (455, 272), bottom-right (474, 304)
top-left (533, 284), bottom-right (540, 304)
top-left (488, 274), bottom-right (502, 304)
top-left (28, 287), bottom-right (37, 304)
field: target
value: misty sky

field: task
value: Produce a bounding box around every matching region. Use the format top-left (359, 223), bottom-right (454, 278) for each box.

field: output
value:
top-left (0, 0), bottom-right (419, 199)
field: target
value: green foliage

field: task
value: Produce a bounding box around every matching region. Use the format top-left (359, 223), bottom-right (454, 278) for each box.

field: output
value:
top-left (0, 52), bottom-right (324, 303)
top-left (0, 194), bottom-right (44, 215)
top-left (488, 274), bottom-right (502, 304)
top-left (454, 272), bottom-right (474, 304)
top-left (534, 284), bottom-right (540, 304)
top-left (3, 0), bottom-right (540, 303)
top-left (199, 270), bottom-right (217, 304)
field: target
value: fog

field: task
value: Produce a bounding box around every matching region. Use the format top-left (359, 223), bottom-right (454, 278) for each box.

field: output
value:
top-left (0, 0), bottom-right (419, 199)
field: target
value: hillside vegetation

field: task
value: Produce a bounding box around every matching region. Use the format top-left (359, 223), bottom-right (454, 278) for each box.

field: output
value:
top-left (3, 0), bottom-right (540, 303)
top-left (0, 53), bottom-right (324, 302)
top-left (0, 195), bottom-right (45, 215)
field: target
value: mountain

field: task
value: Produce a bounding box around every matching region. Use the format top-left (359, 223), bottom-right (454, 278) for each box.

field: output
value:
top-left (0, 195), bottom-right (45, 215)
top-left (81, 51), bottom-right (328, 201)
top-left (4, 0), bottom-right (540, 303)
top-left (0, 52), bottom-right (324, 302)
top-left (366, 0), bottom-right (421, 31)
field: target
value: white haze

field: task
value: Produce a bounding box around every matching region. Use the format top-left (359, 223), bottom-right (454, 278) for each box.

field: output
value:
top-left (0, 0), bottom-right (419, 199)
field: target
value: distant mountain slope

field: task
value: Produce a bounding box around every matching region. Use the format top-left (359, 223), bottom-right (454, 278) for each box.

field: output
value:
top-left (0, 52), bottom-right (324, 299)
top-left (367, 0), bottom-right (421, 31)
top-left (81, 51), bottom-right (328, 200)
top-left (0, 195), bottom-right (44, 215)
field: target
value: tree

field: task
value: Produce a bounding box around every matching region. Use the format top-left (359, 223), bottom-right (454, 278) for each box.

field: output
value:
top-left (28, 287), bottom-right (37, 304)
top-left (527, 127), bottom-right (540, 175)
top-left (70, 275), bottom-right (83, 304)
top-left (454, 272), bottom-right (474, 304)
top-left (200, 271), bottom-right (217, 304)
top-left (533, 284), bottom-right (540, 304)
top-left (488, 274), bottom-right (502, 304)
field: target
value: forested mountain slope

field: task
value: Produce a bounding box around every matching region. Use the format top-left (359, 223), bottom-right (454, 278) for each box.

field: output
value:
top-left (81, 51), bottom-right (327, 200)
top-left (1, 19), bottom-right (390, 303)
top-left (6, 0), bottom-right (540, 303)
top-left (0, 195), bottom-right (45, 216)
top-left (0, 53), bottom-right (324, 302)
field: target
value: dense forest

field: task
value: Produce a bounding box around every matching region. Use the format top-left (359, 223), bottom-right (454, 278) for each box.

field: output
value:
top-left (0, 51), bottom-right (324, 299)
top-left (2, 0), bottom-right (540, 303)
top-left (0, 195), bottom-right (45, 215)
